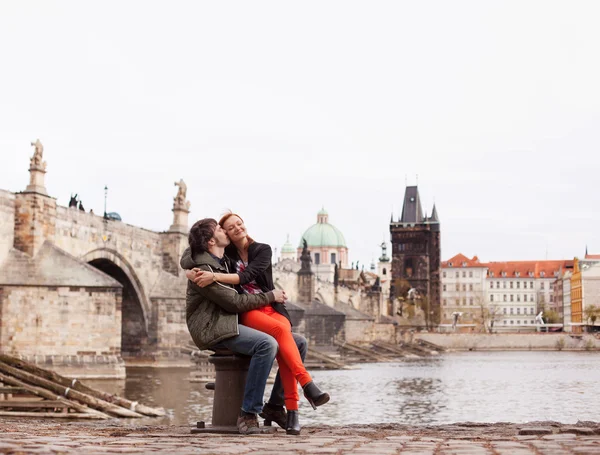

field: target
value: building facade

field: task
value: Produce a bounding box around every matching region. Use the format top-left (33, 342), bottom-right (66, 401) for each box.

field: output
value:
top-left (440, 254), bottom-right (488, 327)
top-left (441, 256), bottom-right (571, 331)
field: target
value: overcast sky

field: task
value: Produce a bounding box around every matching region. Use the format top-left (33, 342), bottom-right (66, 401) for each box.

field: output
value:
top-left (1, 1), bottom-right (599, 267)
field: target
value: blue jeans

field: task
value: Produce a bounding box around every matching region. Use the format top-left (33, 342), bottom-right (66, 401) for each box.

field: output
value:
top-left (210, 327), bottom-right (308, 414)
top-left (210, 324), bottom-right (278, 414)
top-left (269, 333), bottom-right (308, 407)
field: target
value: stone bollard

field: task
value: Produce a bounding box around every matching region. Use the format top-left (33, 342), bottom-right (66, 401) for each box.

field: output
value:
top-left (193, 350), bottom-right (275, 434)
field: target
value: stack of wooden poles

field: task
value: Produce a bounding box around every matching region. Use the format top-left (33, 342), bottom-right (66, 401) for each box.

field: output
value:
top-left (0, 354), bottom-right (164, 419)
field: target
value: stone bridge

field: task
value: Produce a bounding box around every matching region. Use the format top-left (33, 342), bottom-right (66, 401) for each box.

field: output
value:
top-left (0, 143), bottom-right (192, 376)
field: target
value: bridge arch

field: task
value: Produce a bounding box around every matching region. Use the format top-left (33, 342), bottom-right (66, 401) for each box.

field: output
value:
top-left (81, 248), bottom-right (151, 357)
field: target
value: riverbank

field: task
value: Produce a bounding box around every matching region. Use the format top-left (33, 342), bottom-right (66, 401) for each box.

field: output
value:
top-left (415, 332), bottom-right (600, 351)
top-left (0, 420), bottom-right (598, 454)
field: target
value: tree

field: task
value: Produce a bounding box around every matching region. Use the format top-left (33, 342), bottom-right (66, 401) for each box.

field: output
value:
top-left (584, 305), bottom-right (600, 328)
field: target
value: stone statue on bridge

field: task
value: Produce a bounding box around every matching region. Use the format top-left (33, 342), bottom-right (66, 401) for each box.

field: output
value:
top-left (173, 179), bottom-right (191, 211)
top-left (30, 139), bottom-right (47, 171)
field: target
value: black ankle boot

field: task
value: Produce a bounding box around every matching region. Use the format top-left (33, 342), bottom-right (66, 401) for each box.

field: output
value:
top-left (285, 410), bottom-right (301, 435)
top-left (259, 402), bottom-right (287, 429)
top-left (302, 381), bottom-right (330, 410)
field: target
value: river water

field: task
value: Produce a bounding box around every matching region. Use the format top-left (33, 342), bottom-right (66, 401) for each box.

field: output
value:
top-left (87, 351), bottom-right (600, 426)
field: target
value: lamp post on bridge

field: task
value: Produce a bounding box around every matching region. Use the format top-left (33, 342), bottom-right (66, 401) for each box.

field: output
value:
top-left (103, 185), bottom-right (108, 220)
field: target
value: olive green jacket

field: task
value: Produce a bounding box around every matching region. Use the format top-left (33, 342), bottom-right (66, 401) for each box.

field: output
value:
top-left (180, 249), bottom-right (274, 350)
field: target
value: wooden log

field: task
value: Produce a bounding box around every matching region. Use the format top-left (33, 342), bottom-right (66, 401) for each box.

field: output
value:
top-left (306, 347), bottom-right (347, 369)
top-left (0, 387), bottom-right (28, 394)
top-left (0, 361), bottom-right (141, 418)
top-left (0, 411), bottom-right (106, 419)
top-left (333, 340), bottom-right (391, 362)
top-left (0, 400), bottom-right (68, 408)
top-left (0, 373), bottom-right (109, 419)
top-left (0, 354), bottom-right (164, 417)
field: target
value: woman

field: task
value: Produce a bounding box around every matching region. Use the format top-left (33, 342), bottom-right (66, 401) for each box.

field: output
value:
top-left (187, 212), bottom-right (329, 435)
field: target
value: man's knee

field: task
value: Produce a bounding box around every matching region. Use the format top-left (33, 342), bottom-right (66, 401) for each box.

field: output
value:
top-left (257, 334), bottom-right (278, 358)
top-left (293, 333), bottom-right (308, 359)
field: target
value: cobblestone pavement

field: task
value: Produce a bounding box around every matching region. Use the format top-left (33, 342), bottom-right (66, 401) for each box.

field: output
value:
top-left (0, 420), bottom-right (598, 454)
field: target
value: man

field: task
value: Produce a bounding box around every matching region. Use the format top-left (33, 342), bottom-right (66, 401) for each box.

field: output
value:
top-left (181, 218), bottom-right (307, 434)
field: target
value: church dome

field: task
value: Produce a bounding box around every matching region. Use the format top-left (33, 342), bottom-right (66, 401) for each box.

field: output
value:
top-left (281, 235), bottom-right (295, 254)
top-left (299, 208), bottom-right (347, 248)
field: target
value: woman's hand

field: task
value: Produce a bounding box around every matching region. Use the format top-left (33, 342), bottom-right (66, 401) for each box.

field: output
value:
top-left (194, 270), bottom-right (215, 288)
top-left (273, 289), bottom-right (287, 303)
top-left (185, 268), bottom-right (214, 288)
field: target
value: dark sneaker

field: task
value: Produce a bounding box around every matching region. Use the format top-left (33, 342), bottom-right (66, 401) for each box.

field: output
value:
top-left (259, 402), bottom-right (287, 429)
top-left (237, 412), bottom-right (261, 435)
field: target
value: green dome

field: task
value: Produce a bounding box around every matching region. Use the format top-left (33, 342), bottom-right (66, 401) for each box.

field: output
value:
top-left (299, 209), bottom-right (347, 248)
top-left (281, 235), bottom-right (295, 254)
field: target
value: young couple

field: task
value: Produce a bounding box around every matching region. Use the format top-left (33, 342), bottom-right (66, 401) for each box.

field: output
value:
top-left (181, 213), bottom-right (330, 435)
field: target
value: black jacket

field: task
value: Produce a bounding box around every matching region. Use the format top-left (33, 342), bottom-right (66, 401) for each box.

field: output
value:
top-left (225, 241), bottom-right (291, 324)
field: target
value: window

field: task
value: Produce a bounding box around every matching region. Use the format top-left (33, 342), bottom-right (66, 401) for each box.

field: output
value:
top-left (462, 297), bottom-right (467, 305)
top-left (330, 253), bottom-right (336, 264)
top-left (510, 295), bottom-right (514, 302)
top-left (455, 271), bottom-right (459, 278)
top-left (314, 253), bottom-right (320, 265)
top-left (469, 271), bottom-right (473, 278)
top-left (443, 299), bottom-right (446, 306)
top-left (524, 282), bottom-right (527, 289)
top-left (455, 284), bottom-right (460, 291)
top-left (503, 295), bottom-right (507, 302)
top-left (517, 295), bottom-right (520, 302)
top-left (383, 268), bottom-right (387, 275)
top-left (516, 282), bottom-right (520, 289)
top-left (504, 320), bottom-right (507, 325)
top-left (491, 295), bottom-right (494, 302)
top-left (503, 308), bottom-right (507, 314)
top-left (510, 308), bottom-right (514, 314)
top-left (530, 308), bottom-right (534, 315)
top-left (517, 308), bottom-right (520, 314)
top-left (530, 281), bottom-right (534, 288)
top-left (469, 284), bottom-right (473, 291)
top-left (524, 295), bottom-right (528, 302)
top-left (540, 282), bottom-right (545, 290)
top-left (510, 282), bottom-right (514, 289)
top-left (497, 281), bottom-right (500, 288)
top-left (443, 284), bottom-right (447, 291)
top-left (517, 320), bottom-right (520, 324)
top-left (462, 284), bottom-right (466, 291)
top-left (503, 282), bottom-right (507, 289)
top-left (462, 271), bottom-right (466, 278)
top-left (490, 282), bottom-right (494, 289)
top-left (510, 320), bottom-right (514, 324)
top-left (443, 271), bottom-right (446, 278)
top-left (469, 298), bottom-right (473, 306)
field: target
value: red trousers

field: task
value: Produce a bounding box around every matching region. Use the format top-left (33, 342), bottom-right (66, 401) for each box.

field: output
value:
top-left (240, 306), bottom-right (312, 410)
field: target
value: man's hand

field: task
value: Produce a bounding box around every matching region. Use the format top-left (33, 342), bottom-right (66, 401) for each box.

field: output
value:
top-left (273, 289), bottom-right (287, 303)
top-left (185, 268), bottom-right (214, 288)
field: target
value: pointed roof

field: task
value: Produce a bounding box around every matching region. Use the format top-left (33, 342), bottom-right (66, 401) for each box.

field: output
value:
top-left (430, 204), bottom-right (439, 222)
top-left (0, 242), bottom-right (122, 287)
top-left (400, 186), bottom-right (424, 223)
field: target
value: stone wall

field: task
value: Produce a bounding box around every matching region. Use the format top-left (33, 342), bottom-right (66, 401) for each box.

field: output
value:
top-left (0, 285), bottom-right (125, 377)
top-left (14, 192), bottom-right (57, 257)
top-left (153, 297), bottom-right (192, 349)
top-left (0, 190), bottom-right (15, 265)
top-left (415, 333), bottom-right (600, 350)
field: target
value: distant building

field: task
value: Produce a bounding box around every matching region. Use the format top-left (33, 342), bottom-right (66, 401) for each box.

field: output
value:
top-left (440, 254), bottom-right (488, 327)
top-left (280, 234), bottom-right (296, 262)
top-left (570, 257), bottom-right (600, 333)
top-left (441, 255), bottom-right (572, 332)
top-left (297, 208), bottom-right (348, 282)
top-left (389, 185), bottom-right (441, 327)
